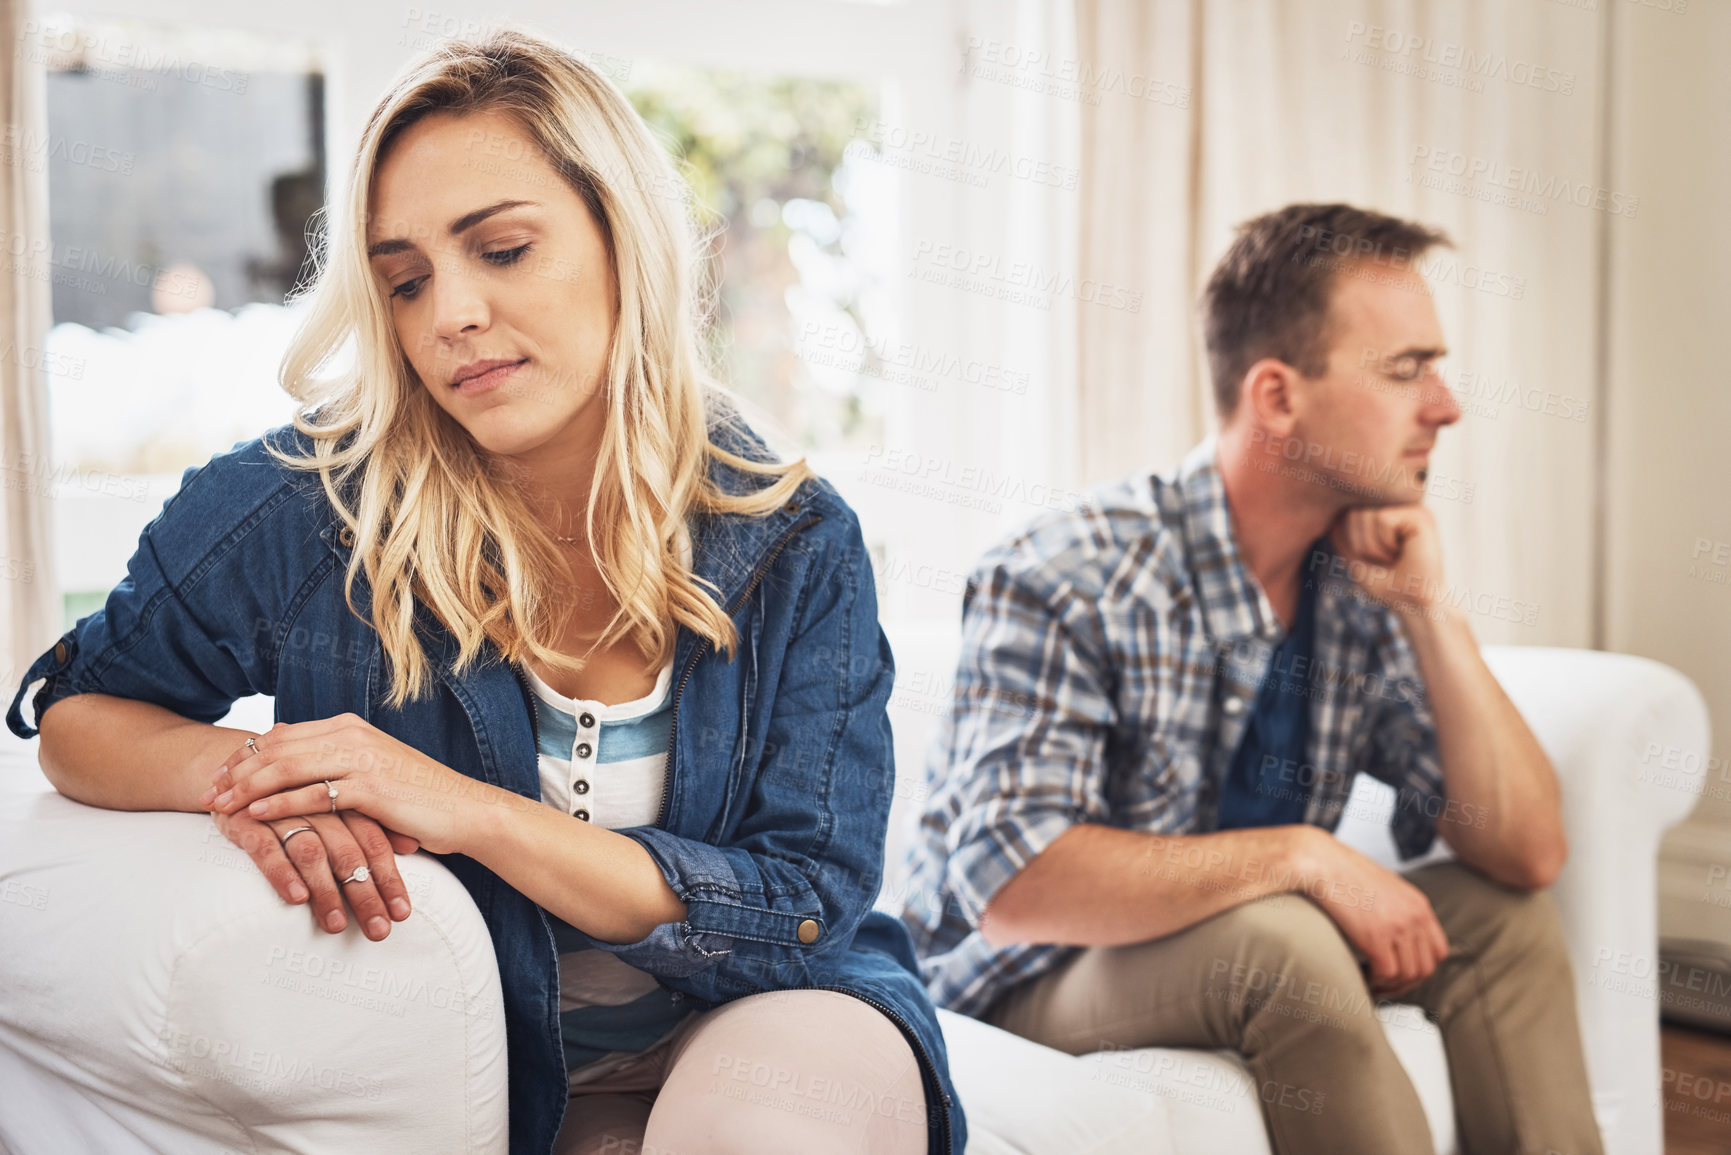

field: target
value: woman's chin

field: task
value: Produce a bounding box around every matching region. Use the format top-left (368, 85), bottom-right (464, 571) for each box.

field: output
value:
top-left (432, 382), bottom-right (601, 464)
top-left (450, 410), bottom-right (556, 458)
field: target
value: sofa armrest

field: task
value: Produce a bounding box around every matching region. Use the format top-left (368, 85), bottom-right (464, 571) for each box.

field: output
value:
top-left (1336, 645), bottom-right (1707, 1155)
top-left (1485, 646), bottom-right (1706, 1155)
top-left (0, 774), bottom-right (509, 1155)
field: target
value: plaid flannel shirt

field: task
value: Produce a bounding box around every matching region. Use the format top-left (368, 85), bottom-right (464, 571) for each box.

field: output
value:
top-left (898, 437), bottom-right (1447, 1019)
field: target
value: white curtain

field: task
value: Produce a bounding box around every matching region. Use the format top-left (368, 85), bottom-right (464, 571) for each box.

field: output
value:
top-left (870, 0), bottom-right (1086, 625)
top-left (1073, 0), bottom-right (1207, 481)
top-left (1069, 0), bottom-right (1605, 650)
top-left (0, 0), bottom-right (61, 689)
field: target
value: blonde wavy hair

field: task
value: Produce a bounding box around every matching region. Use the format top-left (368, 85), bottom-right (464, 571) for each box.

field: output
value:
top-left (266, 27), bottom-right (813, 709)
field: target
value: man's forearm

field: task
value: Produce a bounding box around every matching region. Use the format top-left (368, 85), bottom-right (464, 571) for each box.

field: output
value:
top-left (981, 823), bottom-right (1334, 947)
top-left (1401, 608), bottom-right (1566, 887)
top-left (37, 693), bottom-right (252, 813)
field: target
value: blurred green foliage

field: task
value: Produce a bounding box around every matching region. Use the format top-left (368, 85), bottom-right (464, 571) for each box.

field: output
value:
top-left (625, 64), bottom-right (872, 218)
top-left (623, 62), bottom-right (880, 449)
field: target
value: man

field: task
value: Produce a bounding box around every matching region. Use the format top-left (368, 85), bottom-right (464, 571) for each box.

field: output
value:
top-left (900, 203), bottom-right (1602, 1155)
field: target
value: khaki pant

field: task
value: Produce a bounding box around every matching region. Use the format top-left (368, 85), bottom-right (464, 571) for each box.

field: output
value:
top-left (983, 861), bottom-right (1604, 1155)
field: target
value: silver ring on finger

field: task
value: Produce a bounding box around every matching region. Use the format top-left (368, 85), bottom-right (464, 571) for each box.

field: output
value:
top-left (340, 864), bottom-right (371, 885)
top-left (324, 779), bottom-right (338, 813)
top-left (245, 737), bottom-right (260, 755)
top-left (278, 825), bottom-right (315, 844)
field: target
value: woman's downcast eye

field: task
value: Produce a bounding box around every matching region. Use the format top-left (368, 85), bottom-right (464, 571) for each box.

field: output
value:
top-left (484, 243), bottom-right (532, 266)
top-left (388, 244), bottom-right (533, 301)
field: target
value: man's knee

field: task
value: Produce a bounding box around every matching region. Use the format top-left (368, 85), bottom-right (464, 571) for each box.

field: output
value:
top-left (1417, 863), bottom-right (1571, 968)
top-left (1199, 894), bottom-right (1376, 1028)
top-left (1208, 893), bottom-right (1364, 978)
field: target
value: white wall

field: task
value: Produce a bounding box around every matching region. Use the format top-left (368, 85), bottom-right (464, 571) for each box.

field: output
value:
top-left (1599, 0), bottom-right (1731, 947)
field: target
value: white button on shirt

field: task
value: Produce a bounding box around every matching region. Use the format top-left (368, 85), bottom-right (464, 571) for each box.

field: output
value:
top-left (521, 657), bottom-right (675, 827)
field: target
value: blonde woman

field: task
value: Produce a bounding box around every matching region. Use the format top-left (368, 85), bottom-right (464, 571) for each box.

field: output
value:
top-left (11, 29), bottom-right (964, 1155)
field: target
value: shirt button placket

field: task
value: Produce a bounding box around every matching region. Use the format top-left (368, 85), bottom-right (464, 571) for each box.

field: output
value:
top-left (572, 706), bottom-right (596, 818)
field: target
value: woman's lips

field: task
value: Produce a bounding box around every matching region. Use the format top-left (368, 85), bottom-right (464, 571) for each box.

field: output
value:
top-left (454, 359), bottom-right (528, 397)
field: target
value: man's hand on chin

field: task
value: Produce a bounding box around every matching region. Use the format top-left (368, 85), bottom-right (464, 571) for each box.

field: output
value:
top-left (1328, 504), bottom-right (1448, 619)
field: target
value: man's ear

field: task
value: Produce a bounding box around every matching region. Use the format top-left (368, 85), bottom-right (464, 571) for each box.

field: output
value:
top-left (1242, 357), bottom-right (1300, 437)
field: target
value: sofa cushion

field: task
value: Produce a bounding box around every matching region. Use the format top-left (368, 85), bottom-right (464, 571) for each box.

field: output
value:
top-left (940, 1003), bottom-right (1456, 1155)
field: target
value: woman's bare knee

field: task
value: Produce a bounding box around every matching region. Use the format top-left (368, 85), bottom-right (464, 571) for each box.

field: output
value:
top-left (644, 989), bottom-right (926, 1154)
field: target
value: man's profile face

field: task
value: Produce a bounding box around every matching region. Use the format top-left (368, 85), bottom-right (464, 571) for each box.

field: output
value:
top-left (1291, 261), bottom-right (1462, 506)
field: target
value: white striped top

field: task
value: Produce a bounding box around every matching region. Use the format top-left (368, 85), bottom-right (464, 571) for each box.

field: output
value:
top-left (524, 657), bottom-right (674, 826)
top-left (521, 655), bottom-right (691, 1087)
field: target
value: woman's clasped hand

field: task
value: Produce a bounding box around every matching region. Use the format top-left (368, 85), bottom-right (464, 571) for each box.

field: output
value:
top-left (199, 716), bottom-right (516, 940)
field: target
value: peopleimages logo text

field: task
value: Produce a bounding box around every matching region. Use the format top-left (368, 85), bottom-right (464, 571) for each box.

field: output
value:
top-left (911, 240), bottom-right (1143, 313)
top-left (1411, 146), bottom-right (1637, 218)
top-left (1343, 22), bottom-right (1577, 95)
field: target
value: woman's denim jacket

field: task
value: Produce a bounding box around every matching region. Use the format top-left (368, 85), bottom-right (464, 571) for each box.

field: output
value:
top-left (7, 413), bottom-right (966, 1155)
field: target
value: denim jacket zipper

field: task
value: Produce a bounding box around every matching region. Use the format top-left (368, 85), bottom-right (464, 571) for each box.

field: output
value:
top-left (510, 663), bottom-right (540, 766)
top-left (658, 510), bottom-right (821, 828)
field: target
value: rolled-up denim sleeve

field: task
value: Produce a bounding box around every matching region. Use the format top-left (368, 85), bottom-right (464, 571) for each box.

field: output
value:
top-left (6, 453), bottom-right (286, 740)
top-left (939, 557), bottom-right (1116, 929)
top-left (576, 509), bottom-right (897, 995)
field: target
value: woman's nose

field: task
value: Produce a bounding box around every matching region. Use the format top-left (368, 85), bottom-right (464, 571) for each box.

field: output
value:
top-left (429, 271), bottom-right (489, 341)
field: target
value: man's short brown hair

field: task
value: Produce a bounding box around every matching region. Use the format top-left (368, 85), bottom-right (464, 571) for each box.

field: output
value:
top-left (1201, 203), bottom-right (1451, 417)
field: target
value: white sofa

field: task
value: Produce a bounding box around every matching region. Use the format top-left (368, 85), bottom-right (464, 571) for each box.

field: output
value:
top-left (881, 638), bottom-right (1710, 1155)
top-left (0, 643), bottom-right (1707, 1154)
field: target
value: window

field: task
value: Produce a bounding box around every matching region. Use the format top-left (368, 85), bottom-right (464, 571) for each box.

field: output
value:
top-left (31, 17), bottom-right (323, 625)
top-left (40, 5), bottom-right (972, 635)
top-left (622, 61), bottom-right (894, 454)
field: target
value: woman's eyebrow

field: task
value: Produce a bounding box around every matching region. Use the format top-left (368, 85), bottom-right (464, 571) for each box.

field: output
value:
top-left (367, 199), bottom-right (539, 259)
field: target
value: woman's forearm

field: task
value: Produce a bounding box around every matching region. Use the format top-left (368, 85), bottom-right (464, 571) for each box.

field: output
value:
top-left (465, 791), bottom-right (688, 944)
top-left (37, 693), bottom-right (254, 813)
